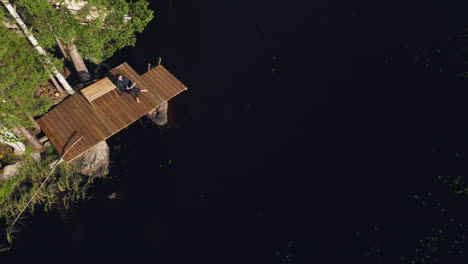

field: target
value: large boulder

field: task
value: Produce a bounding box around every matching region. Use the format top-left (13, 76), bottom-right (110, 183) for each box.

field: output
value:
top-left (71, 141), bottom-right (109, 177)
top-left (146, 102), bottom-right (168, 126)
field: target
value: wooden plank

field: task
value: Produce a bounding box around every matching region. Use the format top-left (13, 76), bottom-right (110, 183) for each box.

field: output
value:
top-left (153, 67), bottom-right (182, 95)
top-left (159, 65), bottom-right (187, 90)
top-left (116, 92), bottom-right (142, 119)
top-left (64, 98), bottom-right (114, 162)
top-left (149, 70), bottom-right (175, 100)
top-left (49, 104), bottom-right (87, 155)
top-left (75, 93), bottom-right (114, 136)
top-left (58, 99), bottom-right (94, 150)
top-left (68, 95), bottom-right (107, 140)
top-left (96, 95), bottom-right (127, 129)
top-left (145, 78), bottom-right (171, 102)
top-left (43, 110), bottom-right (74, 153)
top-left (120, 86), bottom-right (146, 117)
top-left (114, 94), bottom-right (142, 123)
top-left (93, 99), bottom-right (121, 132)
top-left (70, 107), bottom-right (100, 144)
top-left (144, 69), bottom-right (173, 98)
top-left (158, 66), bottom-right (187, 91)
top-left (141, 71), bottom-right (172, 100)
top-left (153, 72), bottom-right (176, 98)
top-left (162, 69), bottom-right (187, 92)
top-left (95, 94), bottom-right (123, 126)
top-left (103, 94), bottom-right (135, 125)
top-left (37, 116), bottom-right (65, 153)
top-left (67, 97), bottom-right (101, 144)
top-left (103, 95), bottom-right (130, 129)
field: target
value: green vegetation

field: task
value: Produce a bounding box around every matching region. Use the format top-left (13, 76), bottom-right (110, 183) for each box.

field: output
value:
top-left (16, 0), bottom-right (154, 62)
top-left (0, 146), bottom-right (98, 243)
top-left (0, 11), bottom-right (51, 131)
top-left (0, 0), bottom-right (153, 249)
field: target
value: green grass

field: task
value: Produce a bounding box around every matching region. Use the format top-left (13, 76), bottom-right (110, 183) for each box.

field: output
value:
top-left (0, 147), bottom-right (104, 247)
top-left (0, 180), bottom-right (17, 205)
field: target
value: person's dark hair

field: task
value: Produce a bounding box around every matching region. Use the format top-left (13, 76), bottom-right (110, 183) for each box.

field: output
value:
top-left (117, 74), bottom-right (124, 78)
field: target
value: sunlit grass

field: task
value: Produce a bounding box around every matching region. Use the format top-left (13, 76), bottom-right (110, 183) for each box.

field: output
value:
top-left (0, 145), bottom-right (103, 248)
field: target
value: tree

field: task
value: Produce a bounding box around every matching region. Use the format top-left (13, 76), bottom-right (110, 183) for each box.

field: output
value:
top-left (0, 18), bottom-right (52, 150)
top-left (1, 0), bottom-right (75, 94)
top-left (16, 0), bottom-right (154, 64)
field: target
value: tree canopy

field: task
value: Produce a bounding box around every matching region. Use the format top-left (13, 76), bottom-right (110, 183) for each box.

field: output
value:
top-left (0, 18), bottom-right (51, 131)
top-left (16, 0), bottom-right (154, 62)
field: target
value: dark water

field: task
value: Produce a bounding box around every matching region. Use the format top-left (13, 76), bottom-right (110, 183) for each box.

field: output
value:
top-left (6, 4), bottom-right (468, 263)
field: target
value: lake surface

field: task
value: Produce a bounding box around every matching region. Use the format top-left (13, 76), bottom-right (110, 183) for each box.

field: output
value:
top-left (6, 3), bottom-right (468, 264)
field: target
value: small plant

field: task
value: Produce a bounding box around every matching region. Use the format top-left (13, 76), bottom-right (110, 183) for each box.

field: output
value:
top-left (42, 144), bottom-right (59, 164)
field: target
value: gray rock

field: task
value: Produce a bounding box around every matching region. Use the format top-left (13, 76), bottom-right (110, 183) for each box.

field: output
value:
top-left (30, 152), bottom-right (41, 162)
top-left (108, 192), bottom-right (117, 199)
top-left (146, 102), bottom-right (168, 126)
top-left (71, 141), bottom-right (109, 177)
top-left (6, 141), bottom-right (26, 155)
top-left (1, 161), bottom-right (23, 180)
top-left (146, 108), bottom-right (158, 123)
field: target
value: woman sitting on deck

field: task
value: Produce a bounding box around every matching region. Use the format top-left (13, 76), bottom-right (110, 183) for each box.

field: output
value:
top-left (116, 74), bottom-right (148, 103)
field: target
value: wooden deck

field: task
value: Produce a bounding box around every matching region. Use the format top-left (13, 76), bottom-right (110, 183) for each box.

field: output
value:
top-left (37, 62), bottom-right (187, 162)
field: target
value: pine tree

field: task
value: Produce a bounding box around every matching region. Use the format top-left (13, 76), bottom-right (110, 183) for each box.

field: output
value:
top-left (0, 18), bottom-right (51, 150)
top-left (1, 0), bottom-right (75, 94)
top-left (16, 0), bottom-right (154, 63)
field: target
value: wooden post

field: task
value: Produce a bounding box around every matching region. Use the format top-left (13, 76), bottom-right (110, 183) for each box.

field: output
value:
top-left (147, 63), bottom-right (151, 72)
top-left (157, 57), bottom-right (162, 66)
top-left (54, 35), bottom-right (70, 61)
top-left (47, 71), bottom-right (65, 94)
top-left (38, 136), bottom-right (48, 144)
